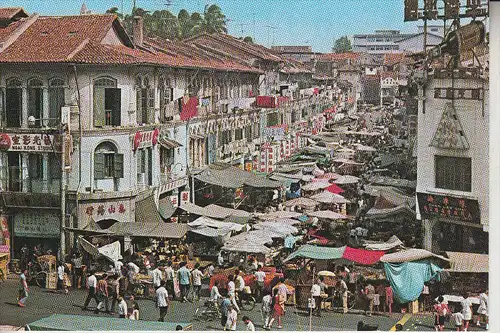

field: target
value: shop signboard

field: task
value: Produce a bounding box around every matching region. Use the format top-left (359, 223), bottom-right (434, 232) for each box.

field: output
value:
top-left (132, 128), bottom-right (159, 151)
top-left (0, 133), bottom-right (62, 152)
top-left (170, 195), bottom-right (179, 207)
top-left (14, 212), bottom-right (60, 238)
top-left (180, 191), bottom-right (190, 206)
top-left (81, 200), bottom-right (130, 223)
top-left (416, 192), bottom-right (480, 224)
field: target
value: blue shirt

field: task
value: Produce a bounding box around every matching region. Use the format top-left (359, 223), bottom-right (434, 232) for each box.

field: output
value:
top-left (177, 266), bottom-right (191, 285)
top-left (221, 298), bottom-right (231, 316)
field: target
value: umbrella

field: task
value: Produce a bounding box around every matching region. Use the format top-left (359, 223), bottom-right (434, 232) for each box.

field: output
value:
top-left (284, 197), bottom-right (318, 209)
top-left (317, 270), bottom-right (336, 277)
top-left (310, 191), bottom-right (350, 204)
top-left (302, 181), bottom-right (330, 192)
top-left (308, 210), bottom-right (348, 220)
top-left (333, 175), bottom-right (360, 184)
top-left (325, 183), bottom-right (345, 194)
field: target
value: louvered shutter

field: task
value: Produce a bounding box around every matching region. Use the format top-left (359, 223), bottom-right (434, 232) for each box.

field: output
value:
top-left (114, 153), bottom-right (124, 179)
top-left (147, 88), bottom-right (155, 124)
top-left (94, 153), bottom-right (105, 179)
top-left (93, 87), bottom-right (105, 127)
top-left (136, 89), bottom-right (142, 124)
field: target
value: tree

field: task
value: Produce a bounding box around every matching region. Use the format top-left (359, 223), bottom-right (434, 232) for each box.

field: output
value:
top-left (242, 36), bottom-right (253, 43)
top-left (106, 7), bottom-right (123, 19)
top-left (333, 36), bottom-right (352, 53)
top-left (202, 4), bottom-right (227, 34)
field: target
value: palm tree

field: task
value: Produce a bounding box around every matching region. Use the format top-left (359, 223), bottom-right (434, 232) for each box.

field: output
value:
top-left (202, 4), bottom-right (227, 34)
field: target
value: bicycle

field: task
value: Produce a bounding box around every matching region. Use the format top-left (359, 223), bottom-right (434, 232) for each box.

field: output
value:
top-left (26, 261), bottom-right (48, 288)
top-left (195, 299), bottom-right (221, 322)
top-left (323, 290), bottom-right (356, 312)
top-left (236, 290), bottom-right (256, 311)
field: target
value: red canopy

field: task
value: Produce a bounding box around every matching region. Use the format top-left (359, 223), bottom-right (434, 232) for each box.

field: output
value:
top-left (326, 183), bottom-right (344, 194)
top-left (342, 246), bottom-right (385, 265)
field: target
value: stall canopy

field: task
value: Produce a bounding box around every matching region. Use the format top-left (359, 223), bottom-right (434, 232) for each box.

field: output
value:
top-left (325, 183), bottom-right (344, 194)
top-left (204, 204), bottom-right (252, 218)
top-left (187, 216), bottom-right (244, 232)
top-left (364, 235), bottom-right (404, 251)
top-left (190, 226), bottom-right (232, 238)
top-left (342, 246), bottom-right (385, 265)
top-left (258, 211), bottom-right (303, 220)
top-left (445, 252), bottom-right (488, 273)
top-left (158, 137), bottom-right (182, 149)
top-left (264, 218), bottom-right (302, 226)
top-left (179, 202), bottom-right (229, 220)
top-left (254, 222), bottom-right (299, 236)
top-left (159, 197), bottom-right (176, 220)
top-left (108, 221), bottom-right (188, 239)
top-left (194, 163), bottom-right (281, 189)
top-left (284, 197), bottom-right (318, 209)
top-left (224, 230), bottom-right (275, 246)
top-left (368, 176), bottom-right (417, 190)
top-left (97, 241), bottom-right (122, 262)
top-left (316, 172), bottom-right (341, 180)
top-left (135, 196), bottom-right (164, 226)
top-left (353, 144), bottom-right (377, 152)
top-left (301, 181), bottom-right (330, 192)
top-left (308, 210), bottom-right (348, 220)
top-left (333, 175), bottom-right (360, 185)
top-left (380, 248), bottom-right (450, 263)
top-left (222, 242), bottom-right (270, 254)
top-left (310, 191), bottom-right (350, 204)
top-left (284, 245), bottom-right (346, 262)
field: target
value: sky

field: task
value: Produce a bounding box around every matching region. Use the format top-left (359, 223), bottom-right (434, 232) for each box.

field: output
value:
top-left (3, 0), bottom-right (421, 52)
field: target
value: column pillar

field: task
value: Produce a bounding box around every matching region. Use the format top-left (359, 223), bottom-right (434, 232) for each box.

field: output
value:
top-left (21, 88), bottom-right (28, 128)
top-left (422, 218), bottom-right (437, 252)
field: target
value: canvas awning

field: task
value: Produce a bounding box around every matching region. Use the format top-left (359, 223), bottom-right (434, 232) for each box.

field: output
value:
top-left (308, 210), bottom-right (348, 220)
top-left (78, 236), bottom-right (100, 258)
top-left (135, 196), bottom-right (163, 226)
top-left (364, 235), bottom-right (404, 251)
top-left (353, 144), bottom-right (377, 152)
top-left (179, 202), bottom-right (229, 220)
top-left (325, 183), bottom-right (344, 194)
top-left (189, 226), bottom-right (232, 238)
top-left (65, 218), bottom-right (114, 234)
top-left (254, 222), bottom-right (299, 236)
top-left (333, 175), bottom-right (360, 185)
top-left (310, 191), bottom-right (350, 204)
top-left (284, 245), bottom-right (346, 262)
top-left (205, 204), bottom-right (252, 218)
top-left (284, 197), bottom-right (318, 209)
top-left (445, 252), bottom-right (488, 273)
top-left (159, 197), bottom-right (176, 220)
top-left (222, 242), bottom-right (270, 254)
top-left (302, 181), bottom-right (330, 192)
top-left (342, 246), bottom-right (384, 265)
top-left (224, 230), bottom-right (275, 246)
top-left (108, 221), bottom-right (188, 239)
top-left (187, 216), bottom-right (244, 232)
top-left (263, 218), bottom-right (302, 226)
top-left (257, 211), bottom-right (303, 220)
top-left (158, 137), bottom-right (182, 149)
top-left (195, 163), bottom-right (280, 189)
top-left (380, 248), bottom-right (450, 263)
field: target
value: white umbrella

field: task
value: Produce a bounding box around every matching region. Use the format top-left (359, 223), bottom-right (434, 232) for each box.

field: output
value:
top-left (310, 191), bottom-right (350, 204)
top-left (333, 175), bottom-right (360, 184)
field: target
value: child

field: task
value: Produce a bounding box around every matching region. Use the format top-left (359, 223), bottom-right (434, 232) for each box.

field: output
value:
top-left (242, 316), bottom-right (255, 331)
top-left (452, 309), bottom-right (464, 331)
top-left (268, 288), bottom-right (285, 329)
top-left (129, 301), bottom-right (140, 320)
top-left (225, 304), bottom-right (238, 331)
top-left (262, 291), bottom-right (272, 329)
top-left (434, 296), bottom-right (449, 332)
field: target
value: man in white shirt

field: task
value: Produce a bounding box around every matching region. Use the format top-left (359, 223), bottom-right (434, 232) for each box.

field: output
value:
top-left (114, 260), bottom-right (124, 277)
top-left (311, 280), bottom-right (322, 317)
top-left (191, 263), bottom-right (204, 301)
top-left (217, 252), bottom-right (224, 267)
top-left (476, 290), bottom-right (488, 329)
top-left (210, 285), bottom-right (222, 302)
top-left (57, 262), bottom-right (68, 294)
top-left (461, 293), bottom-right (473, 331)
top-left (227, 274), bottom-right (240, 313)
top-left (117, 296), bottom-right (128, 318)
top-left (83, 271), bottom-right (99, 310)
top-left (164, 261), bottom-right (175, 299)
top-left (225, 304), bottom-right (238, 331)
top-left (151, 265), bottom-right (163, 288)
top-left (156, 281), bottom-right (169, 322)
top-left (126, 262), bottom-right (140, 294)
top-left (207, 263), bottom-right (215, 278)
top-left (254, 265), bottom-right (266, 301)
top-left (235, 270), bottom-right (245, 294)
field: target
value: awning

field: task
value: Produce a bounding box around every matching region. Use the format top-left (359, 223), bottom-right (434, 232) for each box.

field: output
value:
top-left (190, 134), bottom-right (205, 140)
top-left (65, 218), bottom-right (114, 235)
top-left (222, 242), bottom-right (270, 254)
top-left (445, 251), bottom-right (488, 273)
top-left (187, 216), bottom-right (244, 232)
top-left (254, 222), bottom-right (299, 237)
top-left (224, 230), bottom-right (275, 246)
top-left (136, 196), bottom-right (163, 226)
top-left (310, 191), bottom-right (350, 204)
top-left (333, 175), bottom-right (360, 185)
top-left (78, 236), bottom-right (100, 258)
top-left (380, 248), bottom-right (450, 263)
top-left (257, 211), bottom-right (303, 220)
top-left (284, 245), bottom-right (346, 262)
top-left (179, 202), bottom-right (230, 220)
top-left (301, 181), bottom-right (330, 192)
top-left (364, 235), bottom-right (404, 251)
top-left (108, 221), bottom-right (188, 239)
top-left (325, 183), bottom-right (344, 194)
top-left (244, 176), bottom-right (282, 188)
top-left (284, 197), bottom-right (318, 209)
top-left (158, 137), bottom-right (182, 149)
top-left (205, 204), bottom-right (252, 218)
top-left (159, 197), bottom-right (176, 220)
top-left (342, 246), bottom-right (384, 265)
top-left (190, 226), bottom-right (232, 238)
top-left (98, 241), bottom-right (123, 262)
top-left (308, 210), bottom-right (348, 220)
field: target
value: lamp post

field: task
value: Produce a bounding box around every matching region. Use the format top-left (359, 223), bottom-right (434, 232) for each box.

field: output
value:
top-left (28, 115), bottom-right (69, 260)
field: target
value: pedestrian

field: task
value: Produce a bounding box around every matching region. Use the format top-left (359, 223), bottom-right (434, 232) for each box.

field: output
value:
top-left (83, 270), bottom-right (99, 311)
top-left (210, 284), bottom-right (222, 302)
top-left (129, 301), bottom-right (140, 320)
top-left (311, 278), bottom-right (322, 317)
top-left (109, 274), bottom-right (121, 314)
top-left (57, 261), bottom-right (68, 294)
top-left (275, 277), bottom-right (291, 302)
top-left (218, 251), bottom-right (224, 267)
top-left (338, 276), bottom-right (348, 314)
top-left (71, 253), bottom-right (84, 289)
top-left (225, 304), bottom-right (238, 331)
top-left (451, 307), bottom-right (464, 331)
top-left (433, 296), bottom-right (449, 331)
top-left (177, 262), bottom-right (191, 302)
top-left (220, 296), bottom-right (231, 329)
top-left (234, 269), bottom-right (246, 301)
top-left (242, 316), bottom-right (255, 331)
top-left (268, 288), bottom-right (285, 329)
top-left (364, 281), bottom-right (375, 317)
top-left (117, 296), bottom-right (128, 318)
top-left (476, 289), bottom-right (488, 329)
top-left (207, 263), bottom-right (215, 278)
top-left (262, 291), bottom-right (272, 330)
top-left (461, 293), bottom-right (473, 331)
top-left (254, 265), bottom-right (266, 301)
top-left (191, 263), bottom-right (204, 301)
top-left (164, 260), bottom-right (175, 299)
top-left (156, 280), bottom-right (169, 322)
top-left (385, 283), bottom-right (394, 315)
top-left (114, 260), bottom-right (124, 278)
top-left (96, 274), bottom-right (109, 314)
top-left (17, 269), bottom-right (29, 308)
top-left (151, 264), bottom-right (163, 289)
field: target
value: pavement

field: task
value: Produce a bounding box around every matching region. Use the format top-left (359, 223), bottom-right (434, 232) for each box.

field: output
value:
top-left (0, 278), bottom-right (489, 331)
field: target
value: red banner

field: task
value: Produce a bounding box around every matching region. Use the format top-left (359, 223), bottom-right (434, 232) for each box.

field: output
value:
top-left (180, 96), bottom-right (199, 121)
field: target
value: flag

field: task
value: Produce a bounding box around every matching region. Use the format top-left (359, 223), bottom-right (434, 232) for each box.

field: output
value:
top-left (180, 95), bottom-right (199, 121)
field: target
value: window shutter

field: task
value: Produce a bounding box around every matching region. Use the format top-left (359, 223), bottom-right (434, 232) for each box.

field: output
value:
top-left (114, 153), bottom-right (124, 179)
top-left (93, 87), bottom-right (106, 127)
top-left (94, 153), bottom-right (105, 179)
top-left (136, 89), bottom-right (142, 124)
top-left (109, 88), bottom-right (121, 126)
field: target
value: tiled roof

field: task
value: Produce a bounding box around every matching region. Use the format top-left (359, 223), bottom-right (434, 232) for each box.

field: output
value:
top-left (383, 52), bottom-right (411, 66)
top-left (280, 58), bottom-right (312, 74)
top-left (0, 7), bottom-right (27, 20)
top-left (315, 52), bottom-right (360, 62)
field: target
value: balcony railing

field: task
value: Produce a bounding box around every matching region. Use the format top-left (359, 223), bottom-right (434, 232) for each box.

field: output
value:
top-left (0, 166), bottom-right (61, 194)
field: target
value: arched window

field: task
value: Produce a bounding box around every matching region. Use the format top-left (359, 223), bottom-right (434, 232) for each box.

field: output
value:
top-left (93, 76), bottom-right (120, 127)
top-left (159, 76), bottom-right (173, 122)
top-left (48, 78), bottom-right (65, 127)
top-left (5, 78), bottom-right (22, 127)
top-left (94, 141), bottom-right (123, 179)
top-left (136, 75), bottom-right (154, 124)
top-left (27, 78), bottom-right (44, 127)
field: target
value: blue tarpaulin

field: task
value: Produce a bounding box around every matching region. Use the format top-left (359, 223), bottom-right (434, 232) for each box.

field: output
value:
top-left (383, 260), bottom-right (442, 304)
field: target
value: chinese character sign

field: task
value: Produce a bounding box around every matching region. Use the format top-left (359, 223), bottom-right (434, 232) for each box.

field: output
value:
top-left (0, 133), bottom-right (62, 152)
top-left (416, 192), bottom-right (480, 223)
